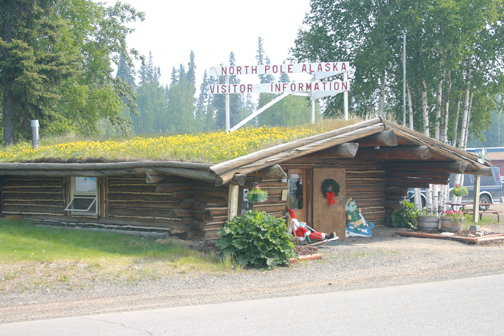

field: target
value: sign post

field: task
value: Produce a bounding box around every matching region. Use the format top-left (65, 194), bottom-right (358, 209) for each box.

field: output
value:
top-left (209, 62), bottom-right (352, 132)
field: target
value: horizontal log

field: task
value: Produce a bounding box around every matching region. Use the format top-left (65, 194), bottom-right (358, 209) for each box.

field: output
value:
top-left (346, 178), bottom-right (384, 185)
top-left (348, 199), bottom-right (385, 208)
top-left (356, 129), bottom-right (398, 147)
top-left (156, 183), bottom-right (194, 193)
top-left (386, 182), bottom-right (430, 189)
top-left (3, 211), bottom-right (65, 216)
top-left (2, 205), bottom-right (64, 214)
top-left (0, 178), bottom-right (63, 187)
top-left (192, 201), bottom-right (207, 210)
top-left (384, 200), bottom-right (402, 210)
top-left (384, 187), bottom-right (408, 196)
top-left (385, 176), bottom-right (449, 185)
top-left (207, 208), bottom-right (228, 216)
top-left (346, 193), bottom-right (385, 200)
top-left (195, 190), bottom-right (229, 198)
top-left (355, 146), bottom-right (431, 160)
top-left (1, 186), bottom-right (63, 193)
top-left (171, 190), bottom-right (196, 200)
top-left (251, 204), bottom-right (288, 213)
top-left (0, 161), bottom-right (212, 171)
top-left (303, 142), bottom-right (359, 159)
top-left (108, 208), bottom-right (180, 218)
top-left (385, 171), bottom-right (450, 180)
top-left (145, 173), bottom-right (191, 184)
top-left (0, 168), bottom-right (149, 177)
top-left (152, 167), bottom-right (215, 183)
top-left (384, 195), bottom-right (404, 201)
top-left (346, 171), bottom-right (386, 179)
top-left (108, 177), bottom-right (148, 185)
top-left (169, 209), bottom-right (193, 218)
top-left (108, 193), bottom-right (172, 202)
top-left (194, 185), bottom-right (229, 193)
top-left (3, 200), bottom-right (64, 207)
top-left (108, 201), bottom-right (181, 210)
top-left (194, 210), bottom-right (213, 222)
top-left (382, 161), bottom-right (468, 174)
top-left (230, 174), bottom-right (247, 186)
top-left (179, 198), bottom-right (195, 209)
top-left (347, 184), bottom-right (385, 192)
top-left (195, 195), bottom-right (227, 205)
top-left (191, 220), bottom-right (207, 230)
top-left (1, 192), bottom-right (64, 201)
top-left (108, 185), bottom-right (157, 193)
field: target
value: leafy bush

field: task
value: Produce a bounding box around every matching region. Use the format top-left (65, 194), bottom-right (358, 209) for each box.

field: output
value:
top-left (386, 200), bottom-right (420, 229)
top-left (216, 211), bottom-right (296, 269)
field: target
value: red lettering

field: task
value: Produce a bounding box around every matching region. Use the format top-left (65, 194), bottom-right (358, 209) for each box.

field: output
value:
top-left (299, 83), bottom-right (304, 91)
top-left (236, 66), bottom-right (242, 75)
top-left (317, 64), bottom-right (323, 72)
top-left (221, 85), bottom-right (227, 93)
top-left (342, 63), bottom-right (347, 71)
top-left (314, 83), bottom-right (320, 91)
top-left (283, 83), bottom-right (288, 92)
top-left (288, 64), bottom-right (293, 73)
top-left (332, 63), bottom-right (339, 71)
top-left (240, 84), bottom-right (245, 93)
top-left (265, 65), bottom-right (271, 73)
top-left (322, 82), bottom-right (327, 90)
top-left (252, 66), bottom-right (257, 74)
top-left (275, 84), bottom-right (281, 92)
top-left (233, 84), bottom-right (238, 92)
top-left (325, 63), bottom-right (331, 72)
top-left (291, 83), bottom-right (296, 91)
top-left (271, 84), bottom-right (274, 91)
top-left (209, 85), bottom-right (216, 94)
top-left (280, 65), bottom-right (285, 73)
top-left (247, 84), bottom-right (253, 92)
top-left (221, 67), bottom-right (227, 75)
top-left (309, 64), bottom-right (315, 72)
top-left (302, 64), bottom-right (307, 72)
top-left (272, 65), bottom-right (278, 73)
top-left (342, 82), bottom-right (348, 90)
top-left (244, 66), bottom-right (249, 74)
top-left (306, 83), bottom-right (312, 90)
top-left (334, 82), bottom-right (340, 90)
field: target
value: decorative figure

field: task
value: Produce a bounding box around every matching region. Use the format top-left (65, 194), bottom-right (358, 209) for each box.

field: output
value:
top-left (345, 197), bottom-right (374, 237)
top-left (287, 209), bottom-right (337, 244)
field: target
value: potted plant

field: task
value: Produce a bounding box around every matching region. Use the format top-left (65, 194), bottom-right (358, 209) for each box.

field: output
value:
top-left (416, 210), bottom-right (440, 231)
top-left (247, 185), bottom-right (268, 203)
top-left (440, 210), bottom-right (466, 232)
top-left (387, 200), bottom-right (420, 229)
top-left (451, 184), bottom-right (469, 197)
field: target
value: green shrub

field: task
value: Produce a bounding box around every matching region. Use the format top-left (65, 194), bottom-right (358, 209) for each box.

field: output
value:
top-left (386, 200), bottom-right (420, 229)
top-left (216, 210), bottom-right (296, 269)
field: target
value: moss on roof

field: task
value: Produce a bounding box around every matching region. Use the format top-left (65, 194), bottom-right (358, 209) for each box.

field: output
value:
top-left (0, 119), bottom-right (362, 164)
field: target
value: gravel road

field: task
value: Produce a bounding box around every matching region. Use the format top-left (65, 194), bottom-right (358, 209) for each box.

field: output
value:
top-left (1, 209), bottom-right (504, 325)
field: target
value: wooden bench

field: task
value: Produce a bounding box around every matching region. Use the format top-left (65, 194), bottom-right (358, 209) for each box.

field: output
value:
top-left (463, 210), bottom-right (502, 221)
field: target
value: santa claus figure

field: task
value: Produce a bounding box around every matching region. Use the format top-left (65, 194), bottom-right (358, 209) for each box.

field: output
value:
top-left (287, 209), bottom-right (336, 243)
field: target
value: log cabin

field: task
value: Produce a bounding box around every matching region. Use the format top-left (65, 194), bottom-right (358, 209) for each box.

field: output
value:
top-left (0, 118), bottom-right (492, 241)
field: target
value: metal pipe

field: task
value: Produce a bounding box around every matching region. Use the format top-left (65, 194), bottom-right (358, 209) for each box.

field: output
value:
top-left (30, 120), bottom-right (39, 149)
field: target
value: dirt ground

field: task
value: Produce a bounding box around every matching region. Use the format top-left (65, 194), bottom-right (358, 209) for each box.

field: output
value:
top-left (1, 204), bottom-right (504, 325)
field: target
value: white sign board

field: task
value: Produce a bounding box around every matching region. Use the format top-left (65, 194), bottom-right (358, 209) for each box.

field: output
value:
top-left (209, 81), bottom-right (349, 94)
top-left (209, 62), bottom-right (350, 77)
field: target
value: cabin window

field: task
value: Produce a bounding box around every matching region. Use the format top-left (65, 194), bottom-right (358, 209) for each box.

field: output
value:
top-left (288, 173), bottom-right (303, 210)
top-left (65, 177), bottom-right (98, 216)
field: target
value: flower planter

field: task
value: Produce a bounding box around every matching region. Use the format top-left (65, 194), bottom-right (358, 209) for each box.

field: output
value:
top-left (247, 193), bottom-right (267, 203)
top-left (440, 216), bottom-right (465, 232)
top-left (417, 216), bottom-right (439, 231)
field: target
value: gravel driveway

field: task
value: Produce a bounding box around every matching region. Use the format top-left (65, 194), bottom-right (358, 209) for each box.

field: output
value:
top-left (1, 213), bottom-right (504, 324)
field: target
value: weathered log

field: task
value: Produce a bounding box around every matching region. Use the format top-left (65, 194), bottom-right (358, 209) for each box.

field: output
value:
top-left (384, 195), bottom-right (404, 201)
top-left (355, 146), bottom-right (431, 160)
top-left (179, 199), bottom-right (195, 209)
top-left (228, 184), bottom-right (239, 221)
top-left (1, 186), bottom-right (63, 193)
top-left (108, 185), bottom-right (156, 193)
top-left (384, 187), bottom-right (408, 195)
top-left (346, 171), bottom-right (386, 179)
top-left (194, 210), bottom-right (214, 222)
top-left (108, 201), bottom-right (181, 210)
top-left (346, 178), bottom-right (384, 185)
top-left (386, 182), bottom-right (430, 189)
top-left (212, 123), bottom-right (385, 185)
top-left (169, 209), bottom-right (193, 218)
top-left (195, 195), bottom-right (227, 205)
top-left (251, 204), bottom-right (288, 213)
top-left (192, 201), bottom-right (207, 210)
top-left (385, 176), bottom-right (449, 185)
top-left (207, 208), bottom-right (228, 216)
top-left (152, 167), bottom-right (215, 183)
top-left (195, 190), bottom-right (229, 198)
top-left (181, 231), bottom-right (196, 240)
top-left (356, 129), bottom-right (398, 147)
top-left (156, 183), bottom-right (193, 193)
top-left (0, 168), bottom-right (150, 177)
top-left (171, 190), bottom-right (196, 200)
top-left (347, 184), bottom-right (385, 192)
top-left (246, 165), bottom-right (287, 181)
top-left (303, 142), bottom-right (359, 159)
top-left (383, 161), bottom-right (468, 174)
top-left (2, 192), bottom-right (64, 201)
top-left (229, 174), bottom-right (247, 186)
top-left (0, 161), bottom-right (213, 171)
top-left (108, 208), bottom-right (177, 218)
top-left (108, 193), bottom-right (174, 202)
top-left (385, 171), bottom-right (450, 179)
top-left (384, 200), bottom-right (402, 210)
top-left (191, 220), bottom-right (207, 230)
top-left (0, 178), bottom-right (63, 186)
top-left (2, 205), bottom-right (64, 214)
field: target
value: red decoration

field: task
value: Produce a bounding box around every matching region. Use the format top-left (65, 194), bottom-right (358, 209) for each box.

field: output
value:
top-left (325, 191), bottom-right (336, 205)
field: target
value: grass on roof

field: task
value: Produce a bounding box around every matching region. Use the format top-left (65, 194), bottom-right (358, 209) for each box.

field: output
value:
top-left (0, 119), bottom-right (361, 164)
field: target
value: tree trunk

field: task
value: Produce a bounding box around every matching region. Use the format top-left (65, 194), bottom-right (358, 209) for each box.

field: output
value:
top-left (459, 69), bottom-right (472, 151)
top-left (435, 79), bottom-right (443, 140)
top-left (452, 101), bottom-right (461, 147)
top-left (421, 79), bottom-right (429, 137)
top-left (379, 71), bottom-right (386, 116)
top-left (442, 71), bottom-right (452, 144)
top-left (407, 83), bottom-right (414, 130)
top-left (2, 16), bottom-right (14, 147)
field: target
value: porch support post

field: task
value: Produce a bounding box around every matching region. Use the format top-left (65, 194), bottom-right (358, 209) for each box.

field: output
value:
top-left (473, 175), bottom-right (481, 223)
top-left (228, 184), bottom-right (240, 221)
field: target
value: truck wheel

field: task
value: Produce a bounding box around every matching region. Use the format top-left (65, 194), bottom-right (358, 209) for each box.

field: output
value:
top-left (479, 195), bottom-right (491, 211)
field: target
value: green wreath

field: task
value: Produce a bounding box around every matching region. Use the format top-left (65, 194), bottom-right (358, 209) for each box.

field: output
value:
top-left (321, 178), bottom-right (340, 197)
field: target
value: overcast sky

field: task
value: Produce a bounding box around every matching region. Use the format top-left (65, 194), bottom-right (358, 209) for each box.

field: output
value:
top-left (109, 0), bottom-right (312, 87)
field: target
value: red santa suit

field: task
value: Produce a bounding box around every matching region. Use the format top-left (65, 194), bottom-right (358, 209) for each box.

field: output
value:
top-left (288, 209), bottom-right (327, 241)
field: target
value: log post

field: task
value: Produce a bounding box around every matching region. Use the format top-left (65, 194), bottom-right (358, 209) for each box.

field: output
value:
top-left (228, 184), bottom-right (240, 222)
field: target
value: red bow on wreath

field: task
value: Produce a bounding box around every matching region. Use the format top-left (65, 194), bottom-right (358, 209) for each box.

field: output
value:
top-left (325, 191), bottom-right (336, 205)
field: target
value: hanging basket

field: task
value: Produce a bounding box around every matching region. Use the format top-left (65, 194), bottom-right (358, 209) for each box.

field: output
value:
top-left (247, 186), bottom-right (268, 203)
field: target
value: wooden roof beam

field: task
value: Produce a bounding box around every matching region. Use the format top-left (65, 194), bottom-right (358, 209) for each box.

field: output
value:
top-left (383, 161), bottom-right (468, 174)
top-left (356, 129), bottom-right (397, 147)
top-left (303, 142), bottom-right (359, 159)
top-left (355, 146), bottom-right (431, 160)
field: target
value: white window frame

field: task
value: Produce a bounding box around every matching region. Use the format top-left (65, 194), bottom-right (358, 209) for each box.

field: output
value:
top-left (65, 177), bottom-right (98, 216)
